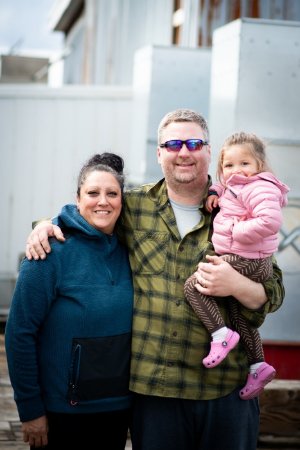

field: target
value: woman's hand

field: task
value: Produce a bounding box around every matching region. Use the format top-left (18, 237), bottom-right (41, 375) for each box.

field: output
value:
top-left (26, 220), bottom-right (65, 260)
top-left (22, 415), bottom-right (48, 447)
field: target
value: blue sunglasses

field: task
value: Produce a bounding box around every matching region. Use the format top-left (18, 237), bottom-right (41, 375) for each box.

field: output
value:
top-left (159, 139), bottom-right (209, 152)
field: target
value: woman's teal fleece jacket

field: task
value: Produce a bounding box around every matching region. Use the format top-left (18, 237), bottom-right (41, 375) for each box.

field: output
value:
top-left (5, 204), bottom-right (134, 422)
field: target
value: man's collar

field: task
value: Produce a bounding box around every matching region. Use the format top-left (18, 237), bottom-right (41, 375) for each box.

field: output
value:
top-left (147, 175), bottom-right (212, 208)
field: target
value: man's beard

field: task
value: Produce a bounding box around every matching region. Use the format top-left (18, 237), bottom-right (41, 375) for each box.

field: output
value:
top-left (172, 170), bottom-right (197, 184)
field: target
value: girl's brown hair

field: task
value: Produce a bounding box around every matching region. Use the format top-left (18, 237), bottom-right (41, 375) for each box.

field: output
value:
top-left (216, 132), bottom-right (271, 183)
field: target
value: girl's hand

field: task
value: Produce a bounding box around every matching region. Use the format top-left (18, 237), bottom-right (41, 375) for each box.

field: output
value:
top-left (205, 195), bottom-right (219, 212)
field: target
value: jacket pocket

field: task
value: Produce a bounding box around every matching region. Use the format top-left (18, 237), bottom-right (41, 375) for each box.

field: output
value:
top-left (68, 333), bottom-right (131, 404)
top-left (130, 230), bottom-right (169, 275)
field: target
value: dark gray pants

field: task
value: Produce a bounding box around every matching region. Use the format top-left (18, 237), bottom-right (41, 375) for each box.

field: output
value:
top-left (131, 390), bottom-right (260, 450)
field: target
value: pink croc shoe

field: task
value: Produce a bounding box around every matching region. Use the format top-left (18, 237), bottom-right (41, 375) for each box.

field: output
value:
top-left (202, 330), bottom-right (240, 368)
top-left (239, 362), bottom-right (276, 400)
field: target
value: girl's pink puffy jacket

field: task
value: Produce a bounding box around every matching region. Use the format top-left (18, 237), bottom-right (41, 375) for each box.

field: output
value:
top-left (210, 172), bottom-right (290, 259)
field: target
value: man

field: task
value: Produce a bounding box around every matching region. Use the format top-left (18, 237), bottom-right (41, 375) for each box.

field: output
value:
top-left (26, 109), bottom-right (284, 450)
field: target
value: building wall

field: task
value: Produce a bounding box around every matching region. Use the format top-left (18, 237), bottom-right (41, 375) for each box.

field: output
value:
top-left (0, 85), bottom-right (132, 314)
top-left (208, 18), bottom-right (300, 342)
top-left (129, 45), bottom-right (211, 184)
top-left (53, 0), bottom-right (300, 86)
top-left (60, 0), bottom-right (174, 85)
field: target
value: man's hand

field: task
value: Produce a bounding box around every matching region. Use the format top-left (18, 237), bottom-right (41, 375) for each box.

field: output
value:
top-left (22, 415), bottom-right (48, 447)
top-left (26, 220), bottom-right (65, 260)
top-left (194, 254), bottom-right (267, 309)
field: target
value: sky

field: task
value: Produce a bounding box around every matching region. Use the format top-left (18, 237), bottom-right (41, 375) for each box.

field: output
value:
top-left (0, 0), bottom-right (63, 56)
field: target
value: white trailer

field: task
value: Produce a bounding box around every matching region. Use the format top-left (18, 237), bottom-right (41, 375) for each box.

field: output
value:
top-left (0, 85), bottom-right (133, 315)
top-left (208, 18), bottom-right (300, 351)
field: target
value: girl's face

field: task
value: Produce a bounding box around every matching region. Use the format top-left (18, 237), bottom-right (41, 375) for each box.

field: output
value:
top-left (222, 144), bottom-right (260, 181)
top-left (77, 170), bottom-right (122, 234)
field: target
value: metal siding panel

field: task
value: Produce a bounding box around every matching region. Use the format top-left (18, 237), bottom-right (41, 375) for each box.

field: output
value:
top-left (93, 0), bottom-right (173, 85)
top-left (0, 99), bottom-right (16, 274)
top-left (208, 19), bottom-right (242, 180)
top-left (130, 45), bottom-right (211, 184)
top-left (208, 18), bottom-right (300, 343)
top-left (64, 17), bottom-right (85, 84)
top-left (258, 0), bottom-right (300, 20)
top-left (0, 86), bottom-right (132, 283)
top-left (209, 18), bottom-right (300, 192)
top-left (181, 0), bottom-right (201, 47)
top-left (236, 19), bottom-right (300, 141)
top-left (287, 0), bottom-right (300, 20)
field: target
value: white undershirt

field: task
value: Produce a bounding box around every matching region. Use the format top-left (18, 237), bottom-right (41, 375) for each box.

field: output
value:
top-left (169, 199), bottom-right (202, 238)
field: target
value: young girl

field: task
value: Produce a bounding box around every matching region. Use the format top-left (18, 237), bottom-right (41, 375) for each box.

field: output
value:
top-left (184, 131), bottom-right (289, 400)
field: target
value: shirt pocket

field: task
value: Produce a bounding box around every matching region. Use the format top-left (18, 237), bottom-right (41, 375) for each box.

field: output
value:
top-left (67, 333), bottom-right (131, 405)
top-left (130, 230), bottom-right (169, 275)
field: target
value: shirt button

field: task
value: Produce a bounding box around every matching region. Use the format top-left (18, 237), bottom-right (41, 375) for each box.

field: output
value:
top-left (176, 274), bottom-right (180, 280)
top-left (172, 331), bottom-right (177, 337)
top-left (179, 247), bottom-right (184, 252)
top-left (176, 301), bottom-right (180, 306)
top-left (167, 362), bottom-right (174, 367)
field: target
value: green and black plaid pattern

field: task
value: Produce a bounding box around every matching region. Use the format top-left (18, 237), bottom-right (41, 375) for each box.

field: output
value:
top-left (119, 179), bottom-right (284, 400)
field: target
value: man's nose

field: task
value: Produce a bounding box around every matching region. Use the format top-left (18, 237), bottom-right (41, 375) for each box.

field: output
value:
top-left (178, 143), bottom-right (190, 155)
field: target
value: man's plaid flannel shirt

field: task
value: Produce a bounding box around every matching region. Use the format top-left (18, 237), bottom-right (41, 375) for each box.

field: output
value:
top-left (119, 178), bottom-right (284, 400)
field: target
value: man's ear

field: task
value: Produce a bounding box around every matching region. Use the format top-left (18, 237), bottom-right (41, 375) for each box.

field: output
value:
top-left (157, 146), bottom-right (162, 165)
top-left (207, 144), bottom-right (212, 163)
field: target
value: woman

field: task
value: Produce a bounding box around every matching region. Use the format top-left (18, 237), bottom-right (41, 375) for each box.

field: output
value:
top-left (5, 153), bottom-right (133, 449)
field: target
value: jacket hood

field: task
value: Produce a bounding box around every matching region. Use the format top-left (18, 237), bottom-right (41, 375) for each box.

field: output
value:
top-left (227, 172), bottom-right (290, 206)
top-left (58, 204), bottom-right (113, 239)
